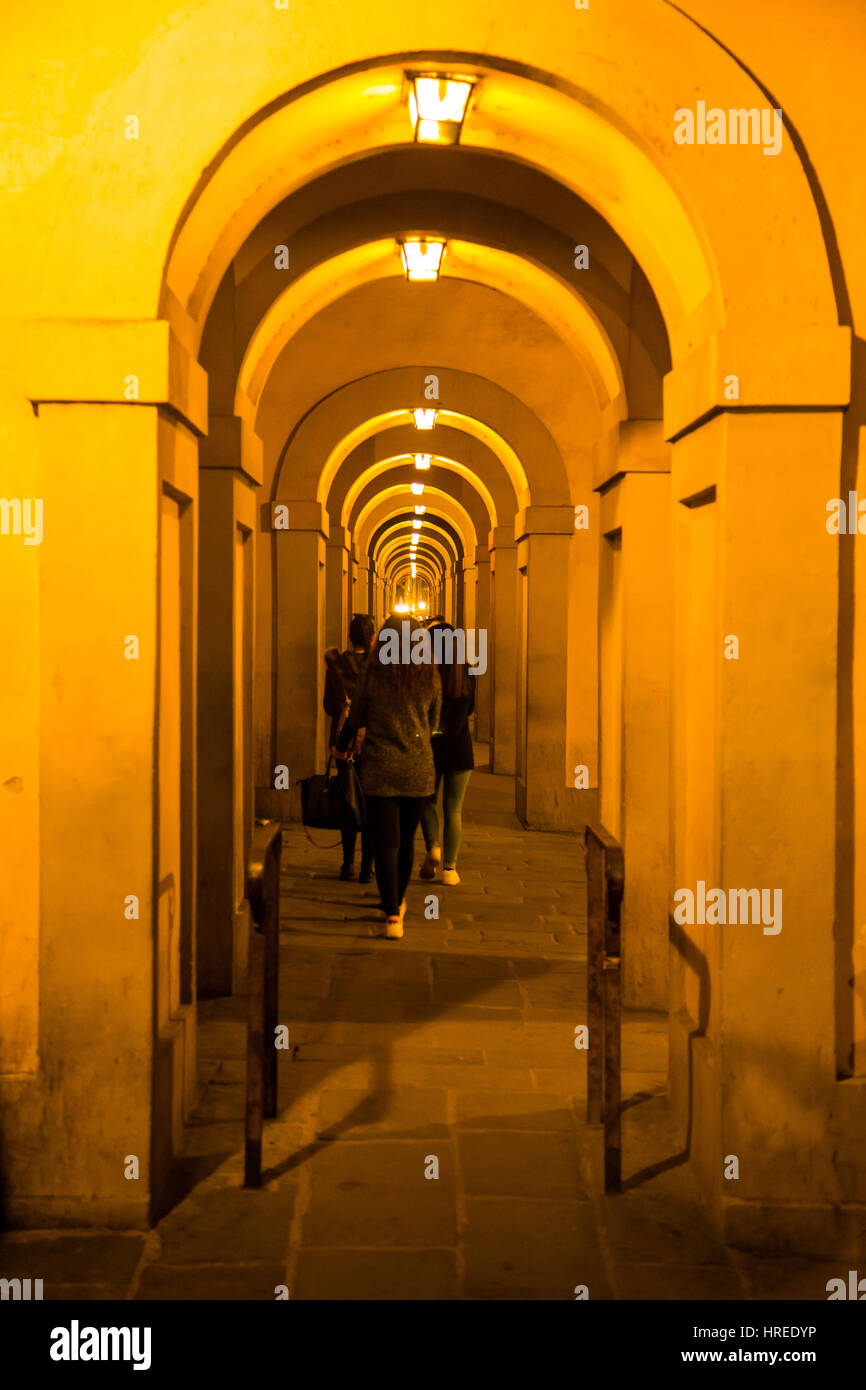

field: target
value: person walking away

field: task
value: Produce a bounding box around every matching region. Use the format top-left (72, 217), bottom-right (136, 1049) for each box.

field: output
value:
top-left (334, 614), bottom-right (440, 939)
top-left (419, 621), bottom-right (475, 886)
top-left (323, 613), bottom-right (375, 881)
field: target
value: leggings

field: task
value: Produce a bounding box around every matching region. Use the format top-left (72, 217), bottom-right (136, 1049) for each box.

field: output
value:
top-left (366, 795), bottom-right (427, 917)
top-left (341, 823), bottom-right (374, 869)
top-left (420, 770), bottom-right (472, 867)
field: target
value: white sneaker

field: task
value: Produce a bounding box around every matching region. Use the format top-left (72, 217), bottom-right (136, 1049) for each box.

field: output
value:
top-left (442, 868), bottom-right (460, 886)
top-left (384, 916), bottom-right (404, 939)
top-left (420, 847), bottom-right (441, 879)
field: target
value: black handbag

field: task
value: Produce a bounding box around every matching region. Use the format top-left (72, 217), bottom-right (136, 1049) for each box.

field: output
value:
top-left (299, 758), bottom-right (342, 829)
top-left (299, 757), bottom-right (365, 831)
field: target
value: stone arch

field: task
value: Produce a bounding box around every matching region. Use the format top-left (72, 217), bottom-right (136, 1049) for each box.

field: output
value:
top-left (339, 455), bottom-right (499, 532)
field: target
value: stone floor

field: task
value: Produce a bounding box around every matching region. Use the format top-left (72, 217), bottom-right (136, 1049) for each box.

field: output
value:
top-left (0, 752), bottom-right (842, 1300)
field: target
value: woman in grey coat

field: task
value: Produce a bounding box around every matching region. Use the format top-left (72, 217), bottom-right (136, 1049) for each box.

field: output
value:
top-left (335, 615), bottom-right (441, 938)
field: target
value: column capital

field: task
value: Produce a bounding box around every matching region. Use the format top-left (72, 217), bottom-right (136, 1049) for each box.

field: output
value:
top-left (328, 523), bottom-right (352, 551)
top-left (23, 318), bottom-right (208, 436)
top-left (200, 414), bottom-right (263, 486)
top-left (269, 499), bottom-right (328, 538)
top-left (594, 419), bottom-right (670, 493)
top-left (488, 524), bottom-right (515, 551)
top-left (514, 506), bottom-right (574, 541)
top-left (474, 545), bottom-right (490, 566)
top-left (663, 324), bottom-right (851, 442)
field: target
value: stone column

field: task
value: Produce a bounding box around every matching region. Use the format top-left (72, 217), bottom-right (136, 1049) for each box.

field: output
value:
top-left (352, 541), bottom-right (371, 619)
top-left (274, 500), bottom-right (328, 819)
top-left (515, 506), bottom-right (575, 829)
top-left (596, 421), bottom-right (672, 1009)
top-left (473, 546), bottom-right (492, 744)
top-left (443, 564), bottom-right (454, 623)
top-left (20, 318), bottom-right (206, 1225)
top-left (197, 415), bottom-right (260, 998)
top-left (488, 525), bottom-right (517, 775)
top-left (326, 524), bottom-right (351, 649)
top-left (462, 555), bottom-right (477, 633)
top-left (663, 326), bottom-right (850, 1252)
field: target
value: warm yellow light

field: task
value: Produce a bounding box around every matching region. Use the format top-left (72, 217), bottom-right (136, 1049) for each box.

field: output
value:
top-left (412, 519), bottom-right (422, 530)
top-left (418, 601), bottom-right (428, 611)
top-left (414, 504), bottom-right (426, 515)
top-left (414, 453), bottom-right (432, 469)
top-left (399, 239), bottom-right (446, 282)
top-left (412, 410), bottom-right (437, 430)
top-left (411, 481), bottom-right (425, 495)
top-left (394, 600), bottom-right (410, 613)
top-left (408, 75), bottom-right (474, 144)
top-left (411, 564), bottom-right (417, 577)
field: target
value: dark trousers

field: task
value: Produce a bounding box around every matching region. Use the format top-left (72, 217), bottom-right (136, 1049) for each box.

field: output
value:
top-left (366, 795), bottom-right (427, 916)
top-left (340, 823), bottom-right (373, 869)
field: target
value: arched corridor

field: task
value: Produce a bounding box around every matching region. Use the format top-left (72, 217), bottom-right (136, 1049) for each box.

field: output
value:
top-left (2, 0), bottom-right (866, 1311)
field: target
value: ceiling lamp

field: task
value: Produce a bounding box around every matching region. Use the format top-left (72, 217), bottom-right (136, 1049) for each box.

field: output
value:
top-left (399, 238), bottom-right (446, 282)
top-left (412, 409), bottom-right (437, 430)
top-left (411, 564), bottom-right (417, 577)
top-left (414, 504), bottom-right (426, 515)
top-left (408, 74), bottom-right (474, 145)
top-left (414, 453), bottom-right (432, 469)
top-left (412, 519), bottom-right (422, 530)
top-left (411, 481), bottom-right (425, 495)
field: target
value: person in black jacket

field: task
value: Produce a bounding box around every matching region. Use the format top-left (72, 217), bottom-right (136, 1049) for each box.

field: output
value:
top-left (323, 613), bottom-right (375, 881)
top-left (419, 622), bottom-right (475, 886)
top-left (333, 614), bottom-right (441, 939)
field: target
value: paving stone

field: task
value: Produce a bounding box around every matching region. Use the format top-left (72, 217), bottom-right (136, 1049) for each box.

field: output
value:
top-left (316, 1087), bottom-right (449, 1140)
top-left (301, 1141), bottom-right (458, 1247)
top-left (454, 1090), bottom-right (576, 1131)
top-left (600, 1194), bottom-right (732, 1267)
top-left (0, 1232), bottom-right (146, 1285)
top-left (155, 1183), bottom-right (297, 1264)
top-left (292, 1248), bottom-right (459, 1299)
top-left (42, 1284), bottom-right (132, 1300)
top-left (462, 1197), bottom-right (611, 1300)
top-left (731, 1252), bottom-right (846, 1300)
top-left (458, 1129), bottom-right (587, 1199)
top-left (616, 1261), bottom-right (744, 1300)
top-left (136, 1263), bottom-right (285, 1300)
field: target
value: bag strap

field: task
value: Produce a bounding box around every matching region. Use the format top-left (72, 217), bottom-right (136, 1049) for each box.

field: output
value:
top-left (302, 825), bottom-right (343, 849)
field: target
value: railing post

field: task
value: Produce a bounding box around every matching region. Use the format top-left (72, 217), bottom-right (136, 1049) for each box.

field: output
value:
top-left (603, 859), bottom-right (623, 1193)
top-left (245, 819), bottom-right (282, 1188)
top-left (584, 824), bottom-right (624, 1193)
top-left (586, 832), bottom-right (605, 1125)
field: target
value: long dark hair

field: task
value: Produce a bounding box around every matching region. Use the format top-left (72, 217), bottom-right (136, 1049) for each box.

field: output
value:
top-left (428, 621), bottom-right (468, 699)
top-left (365, 614), bottom-right (440, 702)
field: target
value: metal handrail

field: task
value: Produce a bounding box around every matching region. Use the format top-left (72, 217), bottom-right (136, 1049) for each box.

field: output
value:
top-left (585, 823), bottom-right (624, 1193)
top-left (244, 818), bottom-right (282, 1188)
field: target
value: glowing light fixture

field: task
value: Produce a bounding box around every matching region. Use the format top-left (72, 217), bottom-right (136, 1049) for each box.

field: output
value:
top-left (414, 504), bottom-right (426, 515)
top-left (414, 453), bottom-right (432, 469)
top-left (408, 74), bottom-right (474, 145)
top-left (394, 600), bottom-right (410, 613)
top-left (411, 481), bottom-right (425, 495)
top-left (418, 601), bottom-right (428, 611)
top-left (412, 409), bottom-right (437, 430)
top-left (399, 238), bottom-right (446, 282)
top-left (412, 519), bottom-right (422, 530)
top-left (411, 564), bottom-right (417, 577)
